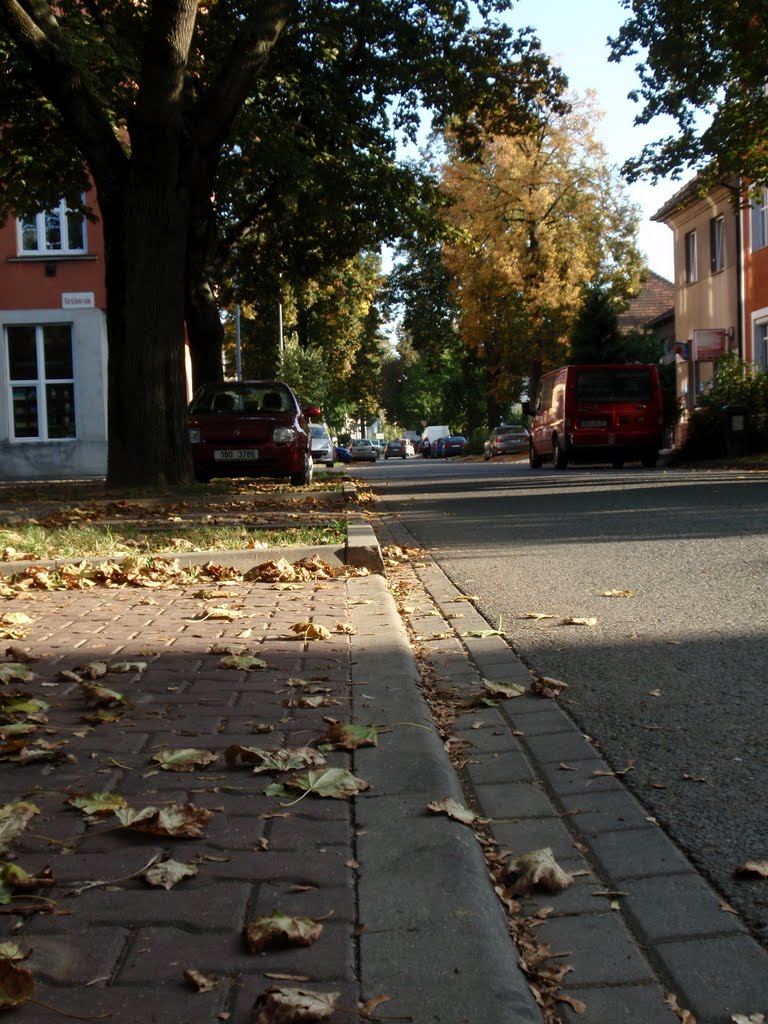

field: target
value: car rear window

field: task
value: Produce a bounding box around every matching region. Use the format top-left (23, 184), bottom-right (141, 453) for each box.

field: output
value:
top-left (190, 384), bottom-right (292, 414)
top-left (574, 369), bottom-right (654, 403)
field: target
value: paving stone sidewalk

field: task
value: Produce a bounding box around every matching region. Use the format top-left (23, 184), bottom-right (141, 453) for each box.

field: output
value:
top-left (0, 566), bottom-right (538, 1024)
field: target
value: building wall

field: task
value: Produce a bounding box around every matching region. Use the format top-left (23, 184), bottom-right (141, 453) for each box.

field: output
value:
top-left (0, 200), bottom-right (109, 480)
top-left (659, 186), bottom-right (739, 406)
top-left (742, 202), bottom-right (768, 369)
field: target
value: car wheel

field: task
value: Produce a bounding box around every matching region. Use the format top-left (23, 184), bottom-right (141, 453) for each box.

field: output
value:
top-left (327, 460), bottom-right (334, 469)
top-left (290, 452), bottom-right (313, 486)
top-left (529, 442), bottom-right (542, 469)
top-left (553, 436), bottom-right (569, 470)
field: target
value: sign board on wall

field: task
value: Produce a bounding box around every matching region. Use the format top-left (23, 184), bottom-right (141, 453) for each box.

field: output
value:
top-left (693, 329), bottom-right (727, 361)
top-left (61, 292), bottom-right (95, 309)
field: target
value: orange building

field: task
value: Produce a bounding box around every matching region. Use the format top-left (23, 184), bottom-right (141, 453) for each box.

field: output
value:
top-left (0, 195), bottom-right (109, 479)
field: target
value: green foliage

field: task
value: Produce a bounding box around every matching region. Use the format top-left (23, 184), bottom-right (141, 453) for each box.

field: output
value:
top-left (568, 283), bottom-right (661, 364)
top-left (682, 356), bottom-right (768, 459)
top-left (609, 3), bottom-right (768, 185)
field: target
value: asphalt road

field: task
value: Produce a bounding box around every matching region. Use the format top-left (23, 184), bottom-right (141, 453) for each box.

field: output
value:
top-left (355, 454), bottom-right (768, 947)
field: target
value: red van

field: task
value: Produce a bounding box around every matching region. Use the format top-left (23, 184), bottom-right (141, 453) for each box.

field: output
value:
top-left (527, 364), bottom-right (664, 469)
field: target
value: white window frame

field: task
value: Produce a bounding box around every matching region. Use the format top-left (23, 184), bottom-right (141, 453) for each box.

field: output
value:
top-left (710, 215), bottom-right (725, 273)
top-left (752, 307), bottom-right (768, 371)
top-left (16, 198), bottom-right (87, 256)
top-left (4, 324), bottom-right (77, 442)
top-left (750, 187), bottom-right (768, 252)
top-left (684, 229), bottom-right (698, 283)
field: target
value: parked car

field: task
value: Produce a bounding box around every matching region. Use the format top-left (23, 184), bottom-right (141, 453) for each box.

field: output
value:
top-left (309, 423), bottom-right (334, 467)
top-left (384, 439), bottom-right (407, 459)
top-left (484, 425), bottom-right (530, 459)
top-left (526, 363), bottom-right (664, 469)
top-left (370, 439), bottom-right (385, 456)
top-left (349, 438), bottom-right (379, 462)
top-left (442, 435), bottom-right (467, 457)
top-left (187, 380), bottom-right (318, 485)
top-left (334, 445), bottom-right (352, 464)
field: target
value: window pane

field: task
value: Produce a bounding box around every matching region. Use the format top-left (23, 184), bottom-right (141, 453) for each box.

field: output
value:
top-left (12, 386), bottom-right (39, 438)
top-left (44, 210), bottom-right (62, 250)
top-left (46, 384), bottom-right (76, 438)
top-left (19, 216), bottom-right (39, 252)
top-left (43, 326), bottom-right (73, 378)
top-left (66, 210), bottom-right (84, 250)
top-left (7, 326), bottom-right (38, 380)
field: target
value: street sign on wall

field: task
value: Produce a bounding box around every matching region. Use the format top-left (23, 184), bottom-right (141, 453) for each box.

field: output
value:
top-left (693, 328), bottom-right (727, 361)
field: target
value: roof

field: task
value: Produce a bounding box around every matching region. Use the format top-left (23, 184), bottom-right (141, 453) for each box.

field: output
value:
top-left (617, 271), bottom-right (675, 332)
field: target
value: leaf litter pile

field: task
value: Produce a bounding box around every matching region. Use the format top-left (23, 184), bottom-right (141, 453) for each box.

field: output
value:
top-left (0, 548), bottom-right (387, 1023)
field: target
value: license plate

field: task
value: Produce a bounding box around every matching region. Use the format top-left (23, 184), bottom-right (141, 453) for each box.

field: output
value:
top-left (581, 419), bottom-right (607, 428)
top-left (214, 449), bottom-right (259, 461)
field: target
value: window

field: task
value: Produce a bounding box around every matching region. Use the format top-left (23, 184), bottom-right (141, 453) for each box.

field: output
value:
top-left (5, 324), bottom-right (76, 440)
top-left (17, 199), bottom-right (86, 256)
top-left (750, 188), bottom-right (768, 251)
top-left (684, 230), bottom-right (698, 283)
top-left (755, 323), bottom-right (768, 372)
top-left (710, 216), bottom-right (725, 272)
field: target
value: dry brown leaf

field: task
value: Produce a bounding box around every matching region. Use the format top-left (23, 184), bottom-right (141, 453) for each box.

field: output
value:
top-left (246, 911), bottom-right (326, 953)
top-left (665, 992), bottom-right (697, 1024)
top-left (184, 969), bottom-right (218, 993)
top-left (557, 993), bottom-right (587, 1014)
top-left (734, 860), bottom-right (768, 879)
top-left (289, 622), bottom-right (332, 641)
top-left (504, 848), bottom-right (573, 896)
top-left (359, 995), bottom-right (392, 1019)
top-left (254, 987), bottom-right (339, 1024)
top-left (560, 616), bottom-right (598, 627)
top-left (529, 675), bottom-right (568, 699)
top-left (522, 612), bottom-right (557, 620)
top-left (426, 797), bottom-right (487, 826)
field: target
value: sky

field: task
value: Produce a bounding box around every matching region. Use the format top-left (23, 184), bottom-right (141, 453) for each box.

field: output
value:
top-left (510, 0), bottom-right (680, 281)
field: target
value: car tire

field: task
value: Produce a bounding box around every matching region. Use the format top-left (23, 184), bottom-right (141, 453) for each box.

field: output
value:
top-left (327, 460), bottom-right (334, 469)
top-left (553, 436), bottom-right (569, 470)
top-left (529, 442), bottom-right (542, 469)
top-left (290, 452), bottom-right (313, 487)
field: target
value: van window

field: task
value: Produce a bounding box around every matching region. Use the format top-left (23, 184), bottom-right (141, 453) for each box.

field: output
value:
top-left (538, 375), bottom-right (554, 412)
top-left (574, 368), bottom-right (654, 403)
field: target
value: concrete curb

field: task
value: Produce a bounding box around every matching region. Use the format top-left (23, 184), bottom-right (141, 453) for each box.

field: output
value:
top-left (347, 575), bottom-right (541, 1024)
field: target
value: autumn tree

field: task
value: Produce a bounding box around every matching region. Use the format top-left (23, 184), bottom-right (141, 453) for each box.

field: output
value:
top-left (0, 0), bottom-right (564, 487)
top-left (609, 2), bottom-right (768, 186)
top-left (441, 92), bottom-right (645, 410)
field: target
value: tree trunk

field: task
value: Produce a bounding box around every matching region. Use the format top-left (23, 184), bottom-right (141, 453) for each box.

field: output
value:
top-left (106, 176), bottom-right (192, 488)
top-left (186, 279), bottom-right (225, 391)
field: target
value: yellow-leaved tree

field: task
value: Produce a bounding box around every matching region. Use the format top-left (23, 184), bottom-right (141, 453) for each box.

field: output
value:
top-left (441, 92), bottom-right (645, 411)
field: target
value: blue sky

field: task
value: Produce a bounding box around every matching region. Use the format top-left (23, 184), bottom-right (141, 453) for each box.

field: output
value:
top-left (511, 0), bottom-right (680, 280)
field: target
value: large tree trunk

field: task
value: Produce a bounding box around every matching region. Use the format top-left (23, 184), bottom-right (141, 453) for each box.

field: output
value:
top-left (106, 176), bottom-right (192, 488)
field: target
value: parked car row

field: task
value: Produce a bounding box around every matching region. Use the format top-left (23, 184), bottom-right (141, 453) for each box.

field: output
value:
top-left (483, 425), bottom-right (530, 459)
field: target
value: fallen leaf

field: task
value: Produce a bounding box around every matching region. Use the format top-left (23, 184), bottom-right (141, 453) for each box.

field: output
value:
top-left (0, 960), bottom-right (34, 1009)
top-left (0, 803), bottom-right (39, 849)
top-left (731, 1015), bottom-right (765, 1024)
top-left (462, 628), bottom-right (505, 638)
top-left (529, 676), bottom-right (568, 699)
top-left (481, 679), bottom-right (527, 699)
top-left (197, 606), bottom-right (245, 621)
top-left (65, 792), bottom-right (128, 817)
top-left (560, 617), bottom-right (598, 627)
top-left (649, 688), bottom-right (662, 697)
top-left (557, 993), bottom-right (587, 1014)
top-left (109, 661), bottom-right (148, 674)
top-left (115, 803), bottom-right (213, 838)
top-left (254, 986), bottom-right (339, 1024)
top-left (78, 681), bottom-right (126, 707)
top-left (266, 768), bottom-right (370, 801)
top-left (504, 848), bottom-right (573, 896)
top-left (734, 860), bottom-right (768, 879)
top-left (143, 859), bottom-right (198, 890)
top-left (720, 900), bottom-right (738, 914)
top-left (359, 995), bottom-right (392, 1019)
top-left (152, 748), bottom-right (219, 772)
top-left (246, 911), bottom-right (326, 953)
top-left (224, 745), bottom-right (326, 774)
top-left (289, 622), bottom-right (333, 641)
top-left (522, 612), bottom-right (557, 620)
top-left (334, 622), bottom-right (358, 635)
top-left (427, 797), bottom-right (487, 826)
top-left (184, 969), bottom-right (218, 993)
top-left (318, 721), bottom-right (377, 750)
top-left (600, 589), bottom-right (635, 598)
top-left (219, 654), bottom-right (267, 671)
top-left (665, 992), bottom-right (697, 1024)
top-left (0, 665), bottom-right (34, 686)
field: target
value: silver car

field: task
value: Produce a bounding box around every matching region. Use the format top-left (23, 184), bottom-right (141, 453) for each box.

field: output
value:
top-left (309, 424), bottom-right (334, 467)
top-left (349, 439), bottom-right (379, 462)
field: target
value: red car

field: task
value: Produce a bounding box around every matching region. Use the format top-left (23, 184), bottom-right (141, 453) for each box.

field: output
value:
top-left (442, 435), bottom-right (468, 457)
top-left (187, 381), bottom-right (319, 485)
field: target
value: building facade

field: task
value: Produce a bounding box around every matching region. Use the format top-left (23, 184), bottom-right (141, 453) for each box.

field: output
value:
top-left (0, 197), bottom-right (109, 480)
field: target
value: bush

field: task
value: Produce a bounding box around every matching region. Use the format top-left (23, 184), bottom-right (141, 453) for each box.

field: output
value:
top-left (681, 355), bottom-right (768, 458)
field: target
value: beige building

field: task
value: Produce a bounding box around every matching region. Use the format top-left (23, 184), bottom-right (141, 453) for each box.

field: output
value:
top-left (652, 178), bottom-right (740, 410)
